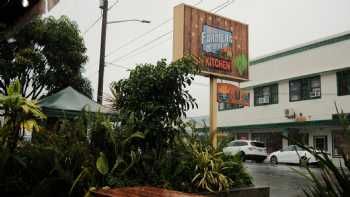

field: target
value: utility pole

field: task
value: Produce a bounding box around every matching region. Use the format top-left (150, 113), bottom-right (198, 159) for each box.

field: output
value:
top-left (97, 0), bottom-right (108, 104)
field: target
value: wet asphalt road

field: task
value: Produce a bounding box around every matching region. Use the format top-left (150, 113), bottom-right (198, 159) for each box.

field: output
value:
top-left (245, 162), bottom-right (321, 197)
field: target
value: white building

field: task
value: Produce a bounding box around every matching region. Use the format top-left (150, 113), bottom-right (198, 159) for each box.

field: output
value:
top-left (217, 31), bottom-right (350, 156)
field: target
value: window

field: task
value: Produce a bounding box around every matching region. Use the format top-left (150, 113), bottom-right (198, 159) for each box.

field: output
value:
top-left (227, 141), bottom-right (239, 147)
top-left (239, 141), bottom-right (248, 146)
top-left (337, 69), bottom-right (350, 96)
top-left (250, 142), bottom-right (265, 147)
top-left (289, 76), bottom-right (321, 102)
top-left (254, 84), bottom-right (278, 106)
top-left (282, 145), bottom-right (295, 152)
top-left (227, 141), bottom-right (247, 147)
top-left (332, 131), bottom-right (344, 156)
top-left (288, 129), bottom-right (309, 146)
top-left (251, 132), bottom-right (282, 153)
top-left (313, 136), bottom-right (328, 152)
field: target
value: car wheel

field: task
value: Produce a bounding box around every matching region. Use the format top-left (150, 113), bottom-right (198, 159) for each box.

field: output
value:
top-left (270, 156), bottom-right (278, 164)
top-left (239, 151), bottom-right (246, 162)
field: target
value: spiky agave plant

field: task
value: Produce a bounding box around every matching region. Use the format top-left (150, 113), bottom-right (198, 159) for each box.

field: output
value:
top-left (294, 103), bottom-right (350, 197)
top-left (190, 142), bottom-right (235, 192)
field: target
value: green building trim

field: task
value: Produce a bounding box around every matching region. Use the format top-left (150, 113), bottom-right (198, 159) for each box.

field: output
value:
top-left (216, 119), bottom-right (339, 132)
top-left (250, 32), bottom-right (350, 66)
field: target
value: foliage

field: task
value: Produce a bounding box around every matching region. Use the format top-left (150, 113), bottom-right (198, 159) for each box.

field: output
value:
top-left (0, 80), bottom-right (46, 152)
top-left (70, 58), bottom-right (251, 194)
top-left (0, 111), bottom-right (105, 196)
top-left (110, 57), bottom-right (199, 162)
top-left (295, 104), bottom-right (350, 197)
top-left (0, 16), bottom-right (92, 99)
top-left (190, 142), bottom-right (240, 192)
top-left (0, 58), bottom-right (252, 196)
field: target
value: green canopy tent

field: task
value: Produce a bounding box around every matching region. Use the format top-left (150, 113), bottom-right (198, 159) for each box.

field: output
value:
top-left (38, 86), bottom-right (111, 118)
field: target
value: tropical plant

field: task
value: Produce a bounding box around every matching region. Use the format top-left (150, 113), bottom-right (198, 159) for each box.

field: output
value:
top-left (294, 104), bottom-right (350, 197)
top-left (190, 142), bottom-right (234, 192)
top-left (0, 16), bottom-right (93, 99)
top-left (110, 57), bottom-right (198, 166)
top-left (0, 79), bottom-right (46, 152)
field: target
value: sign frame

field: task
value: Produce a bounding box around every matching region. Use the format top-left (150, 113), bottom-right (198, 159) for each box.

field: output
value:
top-left (173, 3), bottom-right (249, 82)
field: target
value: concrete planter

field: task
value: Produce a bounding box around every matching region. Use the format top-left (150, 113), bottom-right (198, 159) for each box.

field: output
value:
top-left (199, 186), bottom-right (270, 197)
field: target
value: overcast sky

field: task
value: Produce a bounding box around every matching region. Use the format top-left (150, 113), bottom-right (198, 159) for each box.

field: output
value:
top-left (48, 0), bottom-right (350, 117)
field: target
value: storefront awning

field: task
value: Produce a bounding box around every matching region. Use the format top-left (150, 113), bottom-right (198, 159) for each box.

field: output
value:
top-left (217, 119), bottom-right (340, 132)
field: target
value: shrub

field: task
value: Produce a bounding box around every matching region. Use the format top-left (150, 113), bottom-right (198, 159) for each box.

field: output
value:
top-left (295, 104), bottom-right (350, 197)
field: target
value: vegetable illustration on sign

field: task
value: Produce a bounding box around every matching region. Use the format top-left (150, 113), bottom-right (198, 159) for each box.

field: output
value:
top-left (234, 54), bottom-right (248, 76)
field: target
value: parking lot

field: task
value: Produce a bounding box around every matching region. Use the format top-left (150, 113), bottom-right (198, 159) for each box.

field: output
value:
top-left (245, 162), bottom-right (321, 197)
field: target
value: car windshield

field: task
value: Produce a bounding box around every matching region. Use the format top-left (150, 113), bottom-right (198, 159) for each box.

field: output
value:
top-left (250, 142), bottom-right (265, 147)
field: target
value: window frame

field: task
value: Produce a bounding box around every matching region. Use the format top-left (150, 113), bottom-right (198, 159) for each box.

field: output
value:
top-left (289, 76), bottom-right (321, 102)
top-left (313, 135), bottom-right (328, 152)
top-left (253, 84), bottom-right (279, 106)
top-left (337, 69), bottom-right (350, 96)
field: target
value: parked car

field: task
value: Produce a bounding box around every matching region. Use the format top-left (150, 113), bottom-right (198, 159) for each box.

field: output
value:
top-left (223, 140), bottom-right (267, 163)
top-left (268, 145), bottom-right (319, 165)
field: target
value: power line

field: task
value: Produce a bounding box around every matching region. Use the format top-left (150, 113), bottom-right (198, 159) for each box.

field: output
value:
top-left (105, 18), bottom-right (173, 57)
top-left (210, 0), bottom-right (235, 13)
top-left (107, 0), bottom-right (235, 64)
top-left (114, 36), bottom-right (172, 63)
top-left (83, 13), bottom-right (102, 35)
top-left (108, 30), bottom-right (173, 63)
top-left (105, 0), bottom-right (204, 58)
top-left (105, 62), bottom-right (209, 87)
top-left (87, 0), bottom-right (235, 88)
top-left (83, 0), bottom-right (120, 35)
top-left (108, 0), bottom-right (120, 10)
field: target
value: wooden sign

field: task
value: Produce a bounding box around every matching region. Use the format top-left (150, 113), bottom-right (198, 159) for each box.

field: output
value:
top-left (217, 83), bottom-right (249, 106)
top-left (173, 4), bottom-right (249, 81)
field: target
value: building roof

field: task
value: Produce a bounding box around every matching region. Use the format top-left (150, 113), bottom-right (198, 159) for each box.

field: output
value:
top-left (239, 30), bottom-right (350, 89)
top-left (39, 86), bottom-right (110, 117)
top-left (250, 31), bottom-right (350, 66)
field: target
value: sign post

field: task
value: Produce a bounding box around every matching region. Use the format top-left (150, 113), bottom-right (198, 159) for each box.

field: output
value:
top-left (209, 76), bottom-right (218, 149)
top-left (173, 4), bottom-right (249, 148)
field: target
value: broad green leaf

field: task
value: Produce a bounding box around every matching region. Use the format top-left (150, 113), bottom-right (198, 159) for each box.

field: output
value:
top-left (96, 152), bottom-right (109, 175)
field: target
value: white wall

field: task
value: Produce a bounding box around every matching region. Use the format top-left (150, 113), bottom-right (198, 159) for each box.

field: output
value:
top-left (218, 37), bottom-right (350, 128)
top-left (244, 37), bottom-right (350, 88)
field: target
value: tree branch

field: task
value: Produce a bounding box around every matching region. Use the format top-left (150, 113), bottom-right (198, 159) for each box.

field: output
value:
top-left (23, 69), bottom-right (32, 97)
top-left (0, 79), bottom-right (7, 95)
top-left (33, 85), bottom-right (45, 100)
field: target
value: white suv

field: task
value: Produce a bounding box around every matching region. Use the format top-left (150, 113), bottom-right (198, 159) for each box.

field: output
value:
top-left (223, 140), bottom-right (267, 163)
